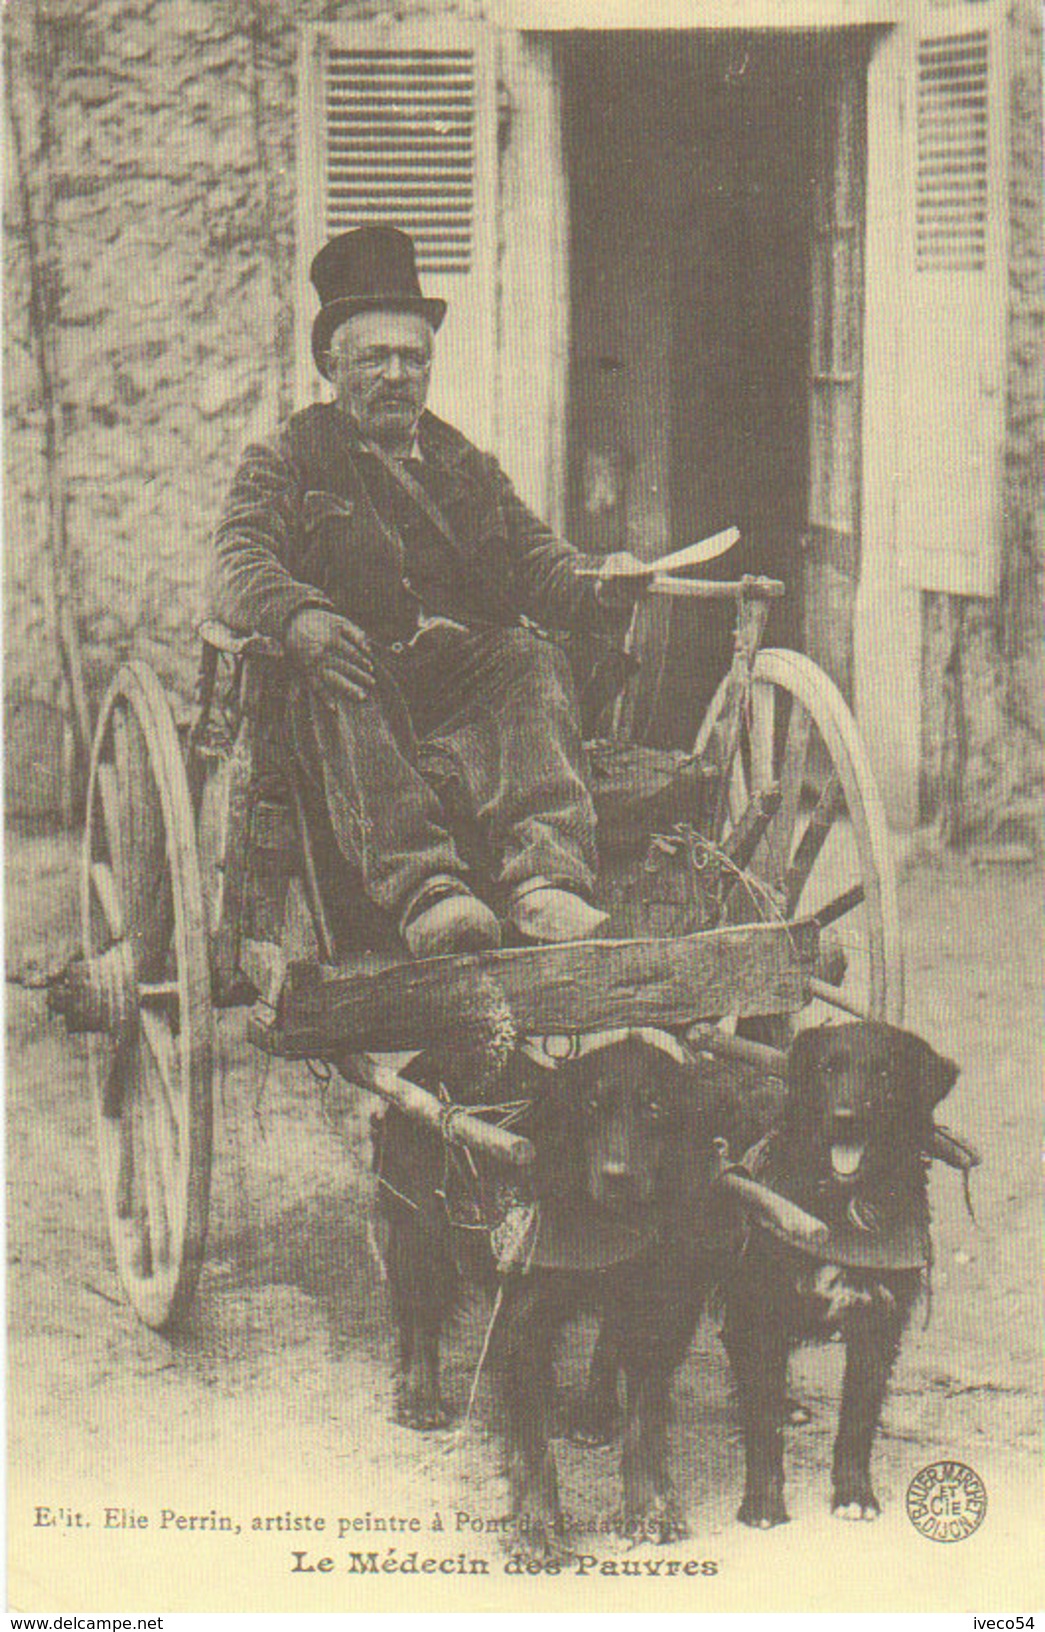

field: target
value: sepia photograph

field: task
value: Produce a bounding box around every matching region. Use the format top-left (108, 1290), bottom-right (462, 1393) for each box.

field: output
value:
top-left (5, 0), bottom-right (1042, 1615)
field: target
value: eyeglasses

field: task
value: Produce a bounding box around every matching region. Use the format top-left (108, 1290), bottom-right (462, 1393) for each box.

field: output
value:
top-left (343, 347), bottom-right (432, 378)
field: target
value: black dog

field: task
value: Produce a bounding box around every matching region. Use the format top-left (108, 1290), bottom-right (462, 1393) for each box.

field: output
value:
top-left (374, 1031), bottom-right (738, 1556)
top-left (721, 1021), bottom-right (959, 1528)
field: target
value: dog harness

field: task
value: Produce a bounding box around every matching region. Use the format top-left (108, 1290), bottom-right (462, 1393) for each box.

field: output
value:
top-left (739, 1125), bottom-right (979, 1272)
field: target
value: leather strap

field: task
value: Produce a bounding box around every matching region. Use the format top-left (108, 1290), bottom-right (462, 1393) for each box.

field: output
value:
top-left (742, 1135), bottom-right (931, 1271)
top-left (361, 435), bottom-right (471, 567)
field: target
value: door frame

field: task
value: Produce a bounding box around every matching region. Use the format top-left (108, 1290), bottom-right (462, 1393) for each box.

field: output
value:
top-left (854, 23), bottom-right (916, 827)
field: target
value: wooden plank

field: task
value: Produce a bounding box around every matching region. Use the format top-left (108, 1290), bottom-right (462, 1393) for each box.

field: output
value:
top-left (255, 920), bottom-right (819, 1057)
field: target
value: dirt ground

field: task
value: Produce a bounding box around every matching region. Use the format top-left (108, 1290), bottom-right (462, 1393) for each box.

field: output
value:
top-left (6, 830), bottom-right (1043, 1613)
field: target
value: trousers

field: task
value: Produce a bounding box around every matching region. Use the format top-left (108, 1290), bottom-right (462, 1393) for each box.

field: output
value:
top-left (287, 623), bottom-right (598, 923)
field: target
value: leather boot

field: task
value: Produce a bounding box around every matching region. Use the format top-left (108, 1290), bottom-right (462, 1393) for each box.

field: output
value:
top-left (508, 879), bottom-right (609, 944)
top-left (400, 876), bottom-right (501, 959)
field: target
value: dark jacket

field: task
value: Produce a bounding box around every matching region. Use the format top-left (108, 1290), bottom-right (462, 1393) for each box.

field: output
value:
top-left (212, 402), bottom-right (602, 646)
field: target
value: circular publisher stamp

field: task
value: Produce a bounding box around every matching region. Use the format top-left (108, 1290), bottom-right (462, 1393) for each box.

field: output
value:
top-left (906, 1461), bottom-right (987, 1542)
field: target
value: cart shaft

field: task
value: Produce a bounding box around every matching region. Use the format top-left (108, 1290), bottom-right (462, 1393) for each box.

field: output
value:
top-left (338, 1052), bottom-right (535, 1168)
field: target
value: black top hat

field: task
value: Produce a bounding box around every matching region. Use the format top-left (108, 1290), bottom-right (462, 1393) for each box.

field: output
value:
top-left (310, 225), bottom-right (447, 378)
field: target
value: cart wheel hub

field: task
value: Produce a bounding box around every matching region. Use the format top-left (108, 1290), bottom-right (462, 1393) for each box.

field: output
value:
top-left (816, 930), bottom-right (849, 988)
top-left (48, 941), bottom-right (138, 1037)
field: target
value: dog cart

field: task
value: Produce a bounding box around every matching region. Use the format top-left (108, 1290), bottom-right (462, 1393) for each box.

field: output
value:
top-left (51, 554), bottom-right (907, 1331)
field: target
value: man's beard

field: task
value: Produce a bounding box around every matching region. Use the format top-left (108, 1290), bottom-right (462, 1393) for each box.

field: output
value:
top-left (361, 392), bottom-right (421, 447)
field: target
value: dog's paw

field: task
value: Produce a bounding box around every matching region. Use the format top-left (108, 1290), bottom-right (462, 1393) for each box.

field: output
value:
top-left (832, 1494), bottom-right (881, 1522)
top-left (510, 1516), bottom-right (570, 1565)
top-left (393, 1385), bottom-right (455, 1432)
top-left (738, 1493), bottom-right (789, 1529)
top-left (568, 1402), bottom-right (620, 1448)
top-left (615, 1492), bottom-right (689, 1546)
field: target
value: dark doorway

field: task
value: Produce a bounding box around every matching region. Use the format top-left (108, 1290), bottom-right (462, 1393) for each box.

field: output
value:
top-left (563, 32), bottom-right (860, 748)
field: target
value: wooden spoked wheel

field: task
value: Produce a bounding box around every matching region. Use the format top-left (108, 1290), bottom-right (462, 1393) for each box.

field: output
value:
top-left (81, 663), bottom-right (214, 1328)
top-left (694, 648), bottom-right (904, 1028)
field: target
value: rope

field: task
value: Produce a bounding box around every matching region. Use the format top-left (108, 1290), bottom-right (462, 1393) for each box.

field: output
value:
top-left (375, 1172), bottom-right (421, 1214)
top-left (252, 1049), bottom-right (273, 1134)
top-left (305, 1056), bottom-right (337, 1125)
top-left (645, 822), bottom-right (801, 959)
top-left (446, 1214), bottom-right (539, 1452)
top-left (439, 1206), bottom-right (543, 1465)
top-left (462, 1283), bottom-right (505, 1429)
top-left (440, 1098), bottom-right (532, 1134)
top-left (437, 1085), bottom-right (482, 1196)
top-left (365, 1217), bottom-right (389, 1282)
top-left (438, 1101), bottom-right (474, 1148)
top-left (707, 842), bottom-right (795, 940)
top-left (435, 1090), bottom-right (534, 1226)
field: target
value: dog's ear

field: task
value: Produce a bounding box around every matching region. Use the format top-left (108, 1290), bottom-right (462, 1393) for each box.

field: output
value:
top-left (787, 1025), bottom-right (830, 1090)
top-left (781, 1028), bottom-right (833, 1139)
top-left (891, 1028), bottom-right (960, 1110)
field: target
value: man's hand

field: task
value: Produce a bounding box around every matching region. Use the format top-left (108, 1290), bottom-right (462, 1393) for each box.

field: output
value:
top-left (284, 607), bottom-right (375, 703)
top-left (595, 550), bottom-right (655, 611)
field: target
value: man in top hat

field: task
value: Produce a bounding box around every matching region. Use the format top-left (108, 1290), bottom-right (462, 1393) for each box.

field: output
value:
top-left (213, 225), bottom-right (648, 958)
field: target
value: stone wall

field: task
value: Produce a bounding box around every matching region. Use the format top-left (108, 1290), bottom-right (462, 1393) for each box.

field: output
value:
top-left (7, 1), bottom-right (291, 739)
top-left (1002, 0), bottom-right (1044, 745)
top-left (4, 0), bottom-right (1042, 833)
top-left (4, 0), bottom-right (465, 812)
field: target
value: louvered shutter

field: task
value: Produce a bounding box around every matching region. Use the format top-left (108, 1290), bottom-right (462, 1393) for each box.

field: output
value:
top-left (296, 20), bottom-right (497, 445)
top-left (897, 1), bottom-right (1008, 595)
